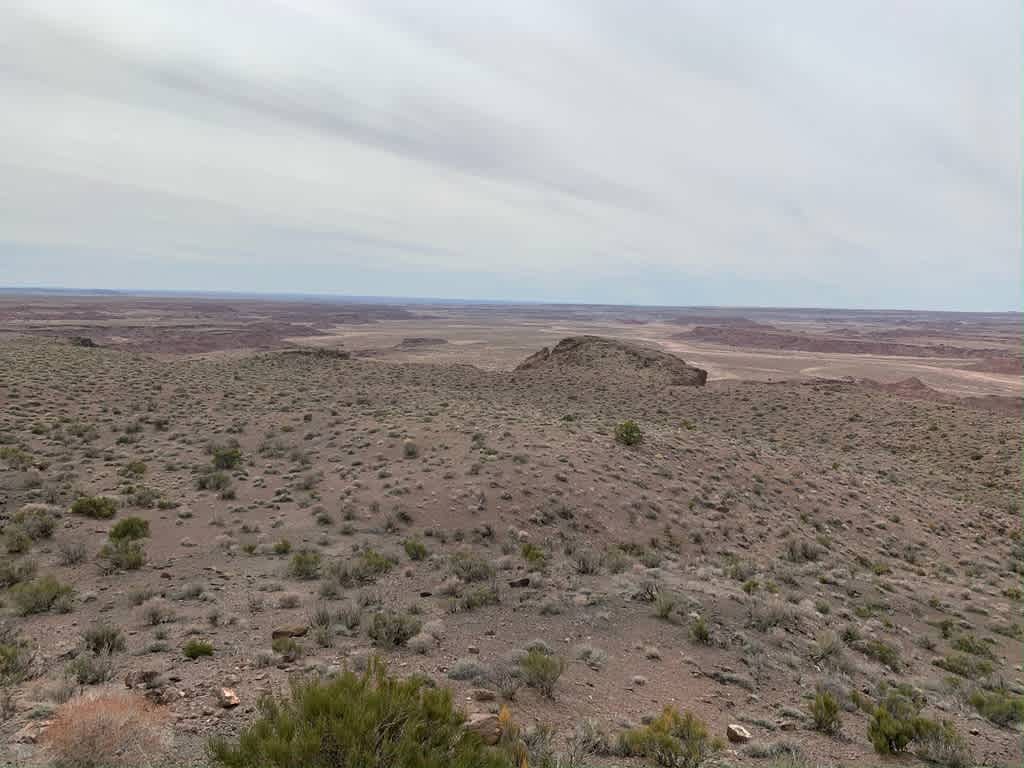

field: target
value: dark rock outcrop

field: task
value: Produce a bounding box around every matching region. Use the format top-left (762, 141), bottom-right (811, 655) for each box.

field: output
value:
top-left (515, 335), bottom-right (707, 386)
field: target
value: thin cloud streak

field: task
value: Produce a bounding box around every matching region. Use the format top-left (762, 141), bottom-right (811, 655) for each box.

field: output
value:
top-left (0, 1), bottom-right (1018, 309)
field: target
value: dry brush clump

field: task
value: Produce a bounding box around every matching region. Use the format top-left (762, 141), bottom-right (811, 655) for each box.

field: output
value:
top-left (45, 692), bottom-right (169, 768)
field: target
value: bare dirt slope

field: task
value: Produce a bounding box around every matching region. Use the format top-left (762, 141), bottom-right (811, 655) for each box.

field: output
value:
top-left (1, 332), bottom-right (1021, 768)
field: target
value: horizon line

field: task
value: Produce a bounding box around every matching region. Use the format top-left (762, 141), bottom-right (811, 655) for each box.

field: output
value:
top-left (0, 285), bottom-right (1019, 316)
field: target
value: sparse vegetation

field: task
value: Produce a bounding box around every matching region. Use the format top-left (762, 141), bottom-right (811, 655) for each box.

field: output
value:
top-left (617, 706), bottom-right (718, 768)
top-left (207, 660), bottom-right (509, 768)
top-left (614, 420), bottom-right (643, 446)
top-left (518, 648), bottom-right (565, 699)
top-left (71, 496), bottom-right (118, 519)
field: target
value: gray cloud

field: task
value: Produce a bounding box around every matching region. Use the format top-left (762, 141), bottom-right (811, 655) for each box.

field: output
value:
top-left (0, 1), bottom-right (1018, 309)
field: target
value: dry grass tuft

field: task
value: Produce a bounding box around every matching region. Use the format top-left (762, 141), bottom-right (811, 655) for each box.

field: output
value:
top-left (45, 692), bottom-right (169, 768)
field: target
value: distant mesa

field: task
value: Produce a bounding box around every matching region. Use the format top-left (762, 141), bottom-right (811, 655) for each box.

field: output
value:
top-left (516, 335), bottom-right (707, 386)
top-left (395, 337), bottom-right (448, 349)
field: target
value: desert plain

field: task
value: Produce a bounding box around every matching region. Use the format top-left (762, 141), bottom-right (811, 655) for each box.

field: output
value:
top-left (0, 293), bottom-right (1020, 768)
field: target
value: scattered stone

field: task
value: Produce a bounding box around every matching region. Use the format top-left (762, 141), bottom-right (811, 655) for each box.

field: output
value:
top-left (465, 712), bottom-right (502, 745)
top-left (217, 687), bottom-right (240, 708)
top-left (727, 724), bottom-right (752, 743)
top-left (271, 625), bottom-right (309, 639)
top-left (14, 720), bottom-right (51, 744)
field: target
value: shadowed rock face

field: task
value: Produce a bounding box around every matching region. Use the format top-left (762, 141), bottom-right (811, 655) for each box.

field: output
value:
top-left (515, 335), bottom-right (707, 386)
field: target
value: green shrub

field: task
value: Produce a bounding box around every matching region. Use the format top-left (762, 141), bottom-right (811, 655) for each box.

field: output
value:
top-left (4, 526), bottom-right (31, 554)
top-left (287, 550), bottom-right (322, 580)
top-left (82, 623), bottom-right (126, 655)
top-left (71, 495), bottom-right (118, 519)
top-left (368, 611), bottom-right (421, 648)
top-left (617, 706), bottom-right (717, 768)
top-left (273, 538), bottom-right (292, 555)
top-left (67, 651), bottom-right (115, 685)
top-left (810, 689), bottom-right (841, 735)
top-left (210, 443), bottom-right (242, 470)
top-left (951, 633), bottom-right (995, 659)
top-left (614, 420), bottom-right (643, 446)
top-left (0, 446), bottom-right (33, 470)
top-left (868, 688), bottom-right (928, 754)
top-left (449, 584), bottom-right (500, 613)
top-left (207, 659), bottom-right (510, 768)
top-left (933, 652), bottom-right (992, 679)
top-left (183, 639), bottom-right (214, 659)
top-left (197, 469), bottom-right (233, 492)
top-left (0, 559), bottom-right (37, 588)
top-left (271, 636), bottom-right (302, 662)
top-left (858, 638), bottom-right (901, 671)
top-left (520, 543), bottom-right (546, 569)
top-left (10, 575), bottom-right (73, 615)
top-left (913, 718), bottom-right (972, 768)
top-left (349, 549), bottom-right (396, 583)
top-left (12, 504), bottom-right (57, 539)
top-left (0, 629), bottom-right (34, 684)
top-left (121, 460), bottom-right (147, 477)
top-left (450, 551), bottom-right (494, 583)
top-left (689, 616), bottom-right (711, 645)
top-left (518, 648), bottom-right (565, 699)
top-left (403, 538), bottom-right (428, 561)
top-left (99, 539), bottom-right (146, 571)
top-left (968, 688), bottom-right (1024, 726)
top-left (108, 516), bottom-right (150, 541)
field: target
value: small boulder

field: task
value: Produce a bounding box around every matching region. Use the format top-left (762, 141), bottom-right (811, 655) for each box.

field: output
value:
top-left (217, 687), bottom-right (240, 708)
top-left (465, 712), bottom-right (502, 746)
top-left (726, 724), bottom-right (752, 743)
top-left (271, 625), bottom-right (308, 639)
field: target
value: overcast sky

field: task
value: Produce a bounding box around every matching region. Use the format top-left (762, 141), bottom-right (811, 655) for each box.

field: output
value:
top-left (0, 1), bottom-right (1019, 310)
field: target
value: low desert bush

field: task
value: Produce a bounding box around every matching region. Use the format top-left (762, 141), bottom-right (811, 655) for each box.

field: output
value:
top-left (933, 652), bottom-right (992, 679)
top-left (968, 688), bottom-right (1024, 726)
top-left (12, 503), bottom-right (57, 539)
top-left (617, 706), bottom-right (719, 768)
top-left (0, 625), bottom-right (35, 685)
top-left (0, 558), bottom-right (36, 588)
top-left (59, 539), bottom-right (87, 565)
top-left (867, 686), bottom-right (963, 760)
top-left (71, 496), bottom-right (118, 519)
top-left (209, 442), bottom-right (242, 470)
top-left (45, 692), bottom-right (167, 768)
top-left (689, 616), bottom-right (712, 645)
top-left (287, 550), bottom-right (321, 580)
top-left (271, 637), bottom-right (302, 662)
top-left (183, 639), bottom-right (214, 659)
top-left (368, 610), bottom-right (421, 648)
top-left (614, 420), bottom-right (643, 446)
top-left (449, 584), bottom-right (500, 613)
top-left (11, 575), bottom-right (73, 615)
top-left (403, 538), bottom-right (428, 561)
top-left (809, 689), bottom-right (841, 735)
top-left (518, 648), bottom-right (565, 699)
top-left (98, 539), bottom-right (146, 572)
top-left (913, 718), bottom-right (972, 767)
top-left (207, 659), bottom-right (509, 768)
top-left (450, 551), bottom-right (495, 583)
top-left (67, 652), bottom-right (115, 685)
top-left (857, 638), bottom-right (901, 672)
top-left (82, 624), bottom-right (126, 655)
top-left (347, 549), bottom-right (396, 583)
top-left (108, 516), bottom-right (150, 542)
